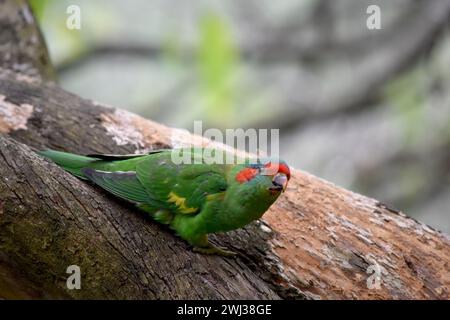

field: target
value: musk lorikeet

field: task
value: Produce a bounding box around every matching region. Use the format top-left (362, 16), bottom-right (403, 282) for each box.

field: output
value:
top-left (38, 148), bottom-right (290, 256)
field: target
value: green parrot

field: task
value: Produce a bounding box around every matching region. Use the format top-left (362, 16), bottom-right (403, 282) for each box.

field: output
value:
top-left (38, 148), bottom-right (290, 256)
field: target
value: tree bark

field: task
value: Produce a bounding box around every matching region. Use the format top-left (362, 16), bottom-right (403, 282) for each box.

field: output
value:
top-left (0, 0), bottom-right (55, 82)
top-left (0, 0), bottom-right (449, 300)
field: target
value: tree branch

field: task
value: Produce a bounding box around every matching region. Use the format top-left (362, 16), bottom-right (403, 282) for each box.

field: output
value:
top-left (0, 0), bottom-right (55, 82)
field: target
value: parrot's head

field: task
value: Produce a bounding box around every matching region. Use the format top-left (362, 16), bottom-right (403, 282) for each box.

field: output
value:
top-left (230, 159), bottom-right (291, 210)
top-left (212, 158), bottom-right (291, 231)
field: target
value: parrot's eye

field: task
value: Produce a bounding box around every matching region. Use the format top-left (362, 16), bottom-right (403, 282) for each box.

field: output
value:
top-left (269, 173), bottom-right (288, 192)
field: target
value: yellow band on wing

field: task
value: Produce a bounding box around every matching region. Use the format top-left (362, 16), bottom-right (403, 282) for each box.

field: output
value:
top-left (168, 191), bottom-right (198, 214)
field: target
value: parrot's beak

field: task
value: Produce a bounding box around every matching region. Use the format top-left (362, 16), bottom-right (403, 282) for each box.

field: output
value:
top-left (270, 173), bottom-right (288, 193)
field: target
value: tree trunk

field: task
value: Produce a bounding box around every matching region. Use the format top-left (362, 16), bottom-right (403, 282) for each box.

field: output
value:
top-left (0, 0), bottom-right (449, 300)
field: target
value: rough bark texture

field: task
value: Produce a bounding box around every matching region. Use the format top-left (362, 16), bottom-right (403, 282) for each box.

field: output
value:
top-left (0, 0), bottom-right (449, 300)
top-left (0, 0), bottom-right (55, 82)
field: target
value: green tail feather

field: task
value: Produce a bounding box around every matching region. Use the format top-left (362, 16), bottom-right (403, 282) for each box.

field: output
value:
top-left (38, 150), bottom-right (100, 179)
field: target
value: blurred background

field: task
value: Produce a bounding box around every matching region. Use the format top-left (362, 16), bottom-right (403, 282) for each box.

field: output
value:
top-left (30, 0), bottom-right (450, 233)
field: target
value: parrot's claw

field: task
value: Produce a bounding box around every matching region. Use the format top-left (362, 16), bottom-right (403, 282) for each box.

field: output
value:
top-left (193, 245), bottom-right (237, 257)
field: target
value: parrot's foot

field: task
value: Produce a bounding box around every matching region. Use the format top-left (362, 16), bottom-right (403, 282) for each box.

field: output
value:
top-left (193, 245), bottom-right (237, 257)
top-left (185, 234), bottom-right (236, 257)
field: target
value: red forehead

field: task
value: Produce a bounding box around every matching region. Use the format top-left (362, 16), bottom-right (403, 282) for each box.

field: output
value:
top-left (235, 167), bottom-right (258, 183)
top-left (264, 162), bottom-right (291, 179)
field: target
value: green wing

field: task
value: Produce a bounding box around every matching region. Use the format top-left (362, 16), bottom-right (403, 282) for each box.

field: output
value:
top-left (79, 148), bottom-right (230, 215)
top-left (81, 168), bottom-right (152, 204)
top-left (135, 150), bottom-right (228, 215)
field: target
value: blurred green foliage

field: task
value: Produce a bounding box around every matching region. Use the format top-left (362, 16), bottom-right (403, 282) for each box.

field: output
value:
top-left (29, 0), bottom-right (50, 21)
top-left (197, 13), bottom-right (239, 126)
top-left (28, 1), bottom-right (249, 128)
top-left (29, 0), bottom-right (117, 66)
top-left (385, 68), bottom-right (425, 145)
